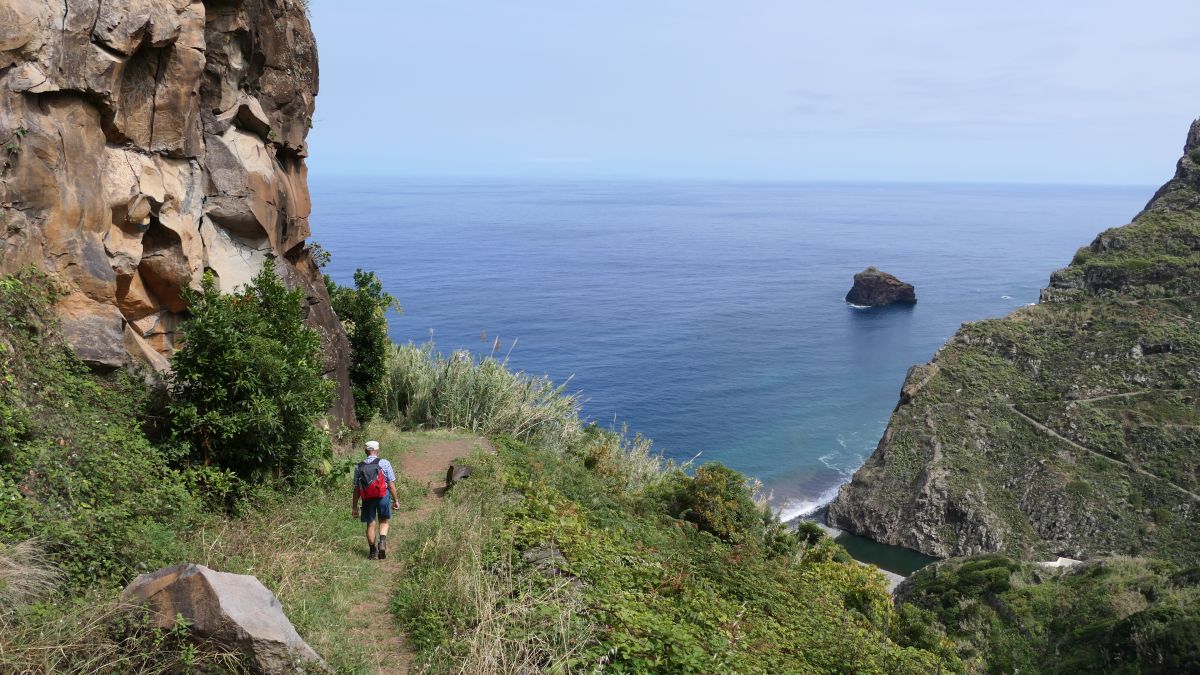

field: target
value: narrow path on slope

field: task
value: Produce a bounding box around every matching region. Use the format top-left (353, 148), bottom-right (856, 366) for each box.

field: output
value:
top-left (1062, 390), bottom-right (1151, 404)
top-left (1007, 404), bottom-right (1200, 503)
top-left (344, 435), bottom-right (492, 675)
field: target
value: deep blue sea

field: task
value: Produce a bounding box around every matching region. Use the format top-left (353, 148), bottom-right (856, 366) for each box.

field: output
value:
top-left (311, 178), bottom-right (1148, 523)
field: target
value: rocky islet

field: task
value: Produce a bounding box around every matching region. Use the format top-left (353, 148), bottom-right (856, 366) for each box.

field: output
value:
top-left (845, 267), bottom-right (918, 306)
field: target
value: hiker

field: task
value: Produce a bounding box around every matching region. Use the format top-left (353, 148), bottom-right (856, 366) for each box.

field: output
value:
top-left (351, 440), bottom-right (400, 560)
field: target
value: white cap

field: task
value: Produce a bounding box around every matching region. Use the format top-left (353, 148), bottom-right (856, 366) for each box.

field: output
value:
top-left (365, 440), bottom-right (380, 452)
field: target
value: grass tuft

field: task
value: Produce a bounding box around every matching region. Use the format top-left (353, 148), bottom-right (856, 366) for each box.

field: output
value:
top-left (380, 341), bottom-right (584, 450)
top-left (0, 539), bottom-right (59, 611)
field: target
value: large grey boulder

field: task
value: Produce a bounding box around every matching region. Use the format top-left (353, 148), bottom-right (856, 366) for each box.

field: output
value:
top-left (122, 563), bottom-right (327, 674)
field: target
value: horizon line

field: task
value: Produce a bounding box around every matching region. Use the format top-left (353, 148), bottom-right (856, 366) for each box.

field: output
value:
top-left (306, 172), bottom-right (1156, 191)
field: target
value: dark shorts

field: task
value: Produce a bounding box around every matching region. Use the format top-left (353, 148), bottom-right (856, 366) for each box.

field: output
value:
top-left (360, 494), bottom-right (392, 523)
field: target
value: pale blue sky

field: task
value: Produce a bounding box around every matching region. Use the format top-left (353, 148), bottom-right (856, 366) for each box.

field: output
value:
top-left (307, 1), bottom-right (1200, 184)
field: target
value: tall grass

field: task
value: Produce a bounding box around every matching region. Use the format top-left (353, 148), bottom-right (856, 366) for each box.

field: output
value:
top-left (380, 341), bottom-right (584, 449)
top-left (393, 498), bottom-right (596, 673)
top-left (0, 597), bottom-right (246, 674)
top-left (0, 539), bottom-right (59, 610)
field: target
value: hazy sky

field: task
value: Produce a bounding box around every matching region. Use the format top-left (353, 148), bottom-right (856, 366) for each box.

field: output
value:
top-left (307, 1), bottom-right (1200, 184)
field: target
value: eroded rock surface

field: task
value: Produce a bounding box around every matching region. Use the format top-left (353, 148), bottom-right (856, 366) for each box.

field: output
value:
top-left (845, 267), bottom-right (917, 306)
top-left (0, 0), bottom-right (353, 426)
top-left (123, 563), bottom-right (328, 674)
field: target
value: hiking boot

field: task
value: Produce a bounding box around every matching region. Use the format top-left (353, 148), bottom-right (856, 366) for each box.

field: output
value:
top-left (378, 535), bottom-right (387, 560)
top-left (368, 545), bottom-right (378, 560)
top-left (378, 546), bottom-right (387, 560)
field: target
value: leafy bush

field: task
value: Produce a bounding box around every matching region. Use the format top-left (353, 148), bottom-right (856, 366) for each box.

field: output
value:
top-left (328, 269), bottom-right (400, 424)
top-left (168, 259), bottom-right (333, 486)
top-left (668, 462), bottom-right (764, 544)
top-left (0, 340), bottom-right (30, 455)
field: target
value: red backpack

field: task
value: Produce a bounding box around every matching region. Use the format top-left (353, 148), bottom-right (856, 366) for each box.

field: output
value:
top-left (355, 459), bottom-right (389, 500)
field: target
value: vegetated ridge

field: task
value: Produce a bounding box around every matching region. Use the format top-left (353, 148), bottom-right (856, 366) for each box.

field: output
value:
top-left (828, 118), bottom-right (1200, 564)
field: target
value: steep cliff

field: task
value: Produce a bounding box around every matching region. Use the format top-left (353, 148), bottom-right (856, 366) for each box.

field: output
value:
top-left (828, 119), bottom-right (1200, 563)
top-left (0, 0), bottom-right (353, 425)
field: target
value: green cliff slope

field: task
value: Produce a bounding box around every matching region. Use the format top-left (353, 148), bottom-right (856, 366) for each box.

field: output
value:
top-left (827, 119), bottom-right (1200, 563)
top-left (898, 555), bottom-right (1200, 673)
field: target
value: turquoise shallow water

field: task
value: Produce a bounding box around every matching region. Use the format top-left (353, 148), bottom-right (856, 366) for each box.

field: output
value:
top-left (310, 178), bottom-right (1148, 563)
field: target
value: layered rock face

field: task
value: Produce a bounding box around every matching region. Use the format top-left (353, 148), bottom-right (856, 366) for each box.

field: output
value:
top-left (845, 267), bottom-right (917, 306)
top-left (828, 119), bottom-right (1200, 563)
top-left (0, 0), bottom-right (353, 425)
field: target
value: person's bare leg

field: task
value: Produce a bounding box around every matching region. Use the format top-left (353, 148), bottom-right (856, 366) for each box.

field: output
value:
top-left (366, 520), bottom-right (378, 546)
top-left (379, 519), bottom-right (390, 538)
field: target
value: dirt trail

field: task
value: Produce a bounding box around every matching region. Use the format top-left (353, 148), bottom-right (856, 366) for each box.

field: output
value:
top-left (346, 435), bottom-right (491, 674)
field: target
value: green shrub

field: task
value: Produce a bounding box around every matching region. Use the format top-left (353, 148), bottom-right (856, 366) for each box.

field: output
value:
top-left (1065, 479), bottom-right (1093, 498)
top-left (671, 462), bottom-right (763, 543)
top-left (0, 341), bottom-right (30, 454)
top-left (328, 269), bottom-right (400, 424)
top-left (168, 259), bottom-right (333, 487)
top-left (1108, 604), bottom-right (1200, 671)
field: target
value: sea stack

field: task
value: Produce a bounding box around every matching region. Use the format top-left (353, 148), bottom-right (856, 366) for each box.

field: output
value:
top-left (845, 267), bottom-right (917, 306)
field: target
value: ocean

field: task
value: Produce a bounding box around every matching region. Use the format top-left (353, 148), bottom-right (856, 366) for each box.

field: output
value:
top-left (311, 178), bottom-right (1148, 565)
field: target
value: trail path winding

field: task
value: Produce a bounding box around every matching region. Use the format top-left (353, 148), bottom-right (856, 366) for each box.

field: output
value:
top-left (344, 435), bottom-right (492, 674)
top-left (1008, 402), bottom-right (1200, 503)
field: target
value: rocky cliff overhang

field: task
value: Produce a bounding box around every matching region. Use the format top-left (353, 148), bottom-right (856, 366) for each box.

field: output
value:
top-left (0, 0), bottom-right (354, 426)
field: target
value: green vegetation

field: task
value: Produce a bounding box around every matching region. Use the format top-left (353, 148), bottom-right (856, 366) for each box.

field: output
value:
top-left (899, 555), bottom-right (1200, 674)
top-left (328, 269), bottom-right (400, 424)
top-left (1, 126), bottom-right (26, 176)
top-left (168, 259), bottom-right (334, 492)
top-left (0, 264), bottom-right (353, 672)
top-left (0, 269), bottom-right (199, 589)
top-left (174, 425), bottom-right (433, 672)
top-left (392, 434), bottom-right (953, 673)
top-left (1020, 390), bottom-right (1200, 493)
top-left (837, 276), bottom-right (1200, 562)
top-left (381, 346), bottom-right (954, 673)
top-left (380, 340), bottom-right (584, 448)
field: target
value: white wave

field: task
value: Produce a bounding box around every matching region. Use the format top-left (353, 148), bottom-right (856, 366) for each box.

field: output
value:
top-left (818, 451), bottom-right (845, 472)
top-left (777, 482), bottom-right (844, 522)
top-left (1001, 295), bottom-right (1014, 299)
top-left (846, 303), bottom-right (871, 309)
top-left (821, 440), bottom-right (866, 476)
